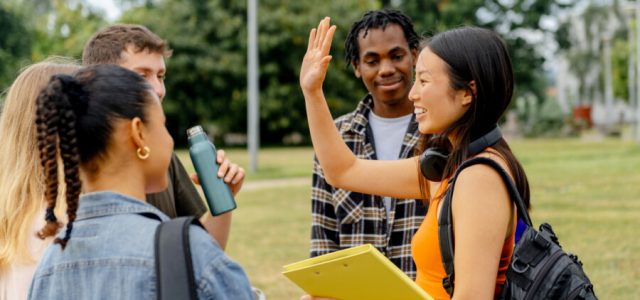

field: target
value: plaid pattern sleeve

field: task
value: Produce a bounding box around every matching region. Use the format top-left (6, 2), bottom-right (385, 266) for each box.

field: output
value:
top-left (308, 95), bottom-right (427, 280)
top-left (310, 156), bottom-right (340, 256)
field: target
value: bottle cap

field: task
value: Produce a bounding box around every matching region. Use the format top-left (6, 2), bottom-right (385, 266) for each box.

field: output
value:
top-left (187, 125), bottom-right (204, 138)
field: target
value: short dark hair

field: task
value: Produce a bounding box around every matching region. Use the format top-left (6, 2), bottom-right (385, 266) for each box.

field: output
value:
top-left (82, 24), bottom-right (172, 66)
top-left (344, 9), bottom-right (420, 67)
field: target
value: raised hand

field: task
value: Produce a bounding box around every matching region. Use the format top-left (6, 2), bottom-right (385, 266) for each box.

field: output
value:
top-left (300, 17), bottom-right (337, 95)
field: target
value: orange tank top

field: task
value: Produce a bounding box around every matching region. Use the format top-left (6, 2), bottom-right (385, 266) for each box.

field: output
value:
top-left (412, 178), bottom-right (515, 300)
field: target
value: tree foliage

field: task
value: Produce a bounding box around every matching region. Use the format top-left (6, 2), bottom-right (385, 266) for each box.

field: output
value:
top-left (120, 0), bottom-right (379, 145)
top-left (392, 0), bottom-right (575, 107)
top-left (2, 0), bottom-right (583, 142)
top-left (1, 0), bottom-right (106, 91)
top-left (559, 1), bottom-right (629, 105)
top-left (0, 5), bottom-right (31, 93)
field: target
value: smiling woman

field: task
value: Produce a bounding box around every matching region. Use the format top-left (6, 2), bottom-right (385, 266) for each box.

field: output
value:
top-left (300, 17), bottom-right (531, 300)
top-left (410, 48), bottom-right (473, 135)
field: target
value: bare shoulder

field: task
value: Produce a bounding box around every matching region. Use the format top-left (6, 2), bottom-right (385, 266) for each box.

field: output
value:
top-left (450, 152), bottom-right (515, 241)
top-left (457, 152), bottom-right (511, 183)
top-left (451, 152), bottom-right (512, 208)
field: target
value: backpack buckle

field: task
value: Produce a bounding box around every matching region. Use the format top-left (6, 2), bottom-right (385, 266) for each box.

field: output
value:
top-left (511, 257), bottom-right (530, 274)
top-left (442, 274), bottom-right (454, 296)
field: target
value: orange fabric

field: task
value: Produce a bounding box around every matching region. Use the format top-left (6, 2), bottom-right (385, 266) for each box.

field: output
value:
top-left (411, 177), bottom-right (515, 300)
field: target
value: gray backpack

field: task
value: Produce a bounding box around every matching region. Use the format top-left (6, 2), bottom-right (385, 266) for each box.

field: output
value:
top-left (438, 157), bottom-right (597, 299)
top-left (155, 216), bottom-right (200, 300)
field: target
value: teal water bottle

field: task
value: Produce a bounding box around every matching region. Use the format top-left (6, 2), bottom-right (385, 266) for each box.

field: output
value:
top-left (187, 125), bottom-right (236, 216)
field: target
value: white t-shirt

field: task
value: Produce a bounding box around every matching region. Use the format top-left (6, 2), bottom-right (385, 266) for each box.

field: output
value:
top-left (368, 111), bottom-right (413, 218)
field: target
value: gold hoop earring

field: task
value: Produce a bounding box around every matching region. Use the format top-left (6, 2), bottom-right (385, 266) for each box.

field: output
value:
top-left (136, 146), bottom-right (150, 160)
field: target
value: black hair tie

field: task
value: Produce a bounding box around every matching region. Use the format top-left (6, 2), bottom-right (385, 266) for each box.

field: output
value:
top-left (64, 223), bottom-right (73, 237)
top-left (45, 207), bottom-right (58, 223)
top-left (55, 75), bottom-right (89, 115)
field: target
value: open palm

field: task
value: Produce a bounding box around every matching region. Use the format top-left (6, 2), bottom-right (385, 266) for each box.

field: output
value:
top-left (300, 17), bottom-right (336, 93)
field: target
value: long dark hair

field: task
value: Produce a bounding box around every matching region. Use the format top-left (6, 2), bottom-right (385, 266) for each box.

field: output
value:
top-left (36, 64), bottom-right (153, 249)
top-left (419, 27), bottom-right (530, 209)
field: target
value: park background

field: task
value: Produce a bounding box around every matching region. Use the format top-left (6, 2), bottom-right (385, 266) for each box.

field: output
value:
top-left (1, 0), bottom-right (639, 298)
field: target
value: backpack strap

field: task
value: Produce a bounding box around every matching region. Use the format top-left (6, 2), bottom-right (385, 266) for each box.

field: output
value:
top-left (438, 157), bottom-right (532, 296)
top-left (155, 216), bottom-right (202, 300)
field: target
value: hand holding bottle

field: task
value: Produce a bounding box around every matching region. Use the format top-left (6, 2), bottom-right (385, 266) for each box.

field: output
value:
top-left (187, 125), bottom-right (237, 216)
top-left (190, 149), bottom-right (245, 196)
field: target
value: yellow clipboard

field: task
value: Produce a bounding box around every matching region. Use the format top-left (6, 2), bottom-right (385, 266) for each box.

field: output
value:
top-left (282, 244), bottom-right (433, 300)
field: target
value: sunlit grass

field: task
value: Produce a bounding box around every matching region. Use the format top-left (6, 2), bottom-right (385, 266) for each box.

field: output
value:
top-left (181, 138), bottom-right (639, 299)
top-left (176, 147), bottom-right (314, 181)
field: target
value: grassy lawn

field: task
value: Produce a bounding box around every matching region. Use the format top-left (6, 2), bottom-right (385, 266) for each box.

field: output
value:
top-left (182, 139), bottom-right (639, 299)
top-left (176, 147), bottom-right (314, 181)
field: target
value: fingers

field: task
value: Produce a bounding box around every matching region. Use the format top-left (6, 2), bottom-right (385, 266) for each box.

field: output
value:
top-left (315, 17), bottom-right (329, 48)
top-left (316, 17), bottom-right (330, 50)
top-left (307, 28), bottom-right (316, 52)
top-left (224, 164), bottom-right (238, 182)
top-left (226, 165), bottom-right (244, 185)
top-left (310, 17), bottom-right (332, 51)
top-left (218, 157), bottom-right (230, 178)
top-left (216, 149), bottom-right (226, 164)
top-left (321, 25), bottom-right (336, 56)
top-left (228, 166), bottom-right (245, 196)
top-left (321, 56), bottom-right (333, 69)
top-left (316, 17), bottom-right (328, 48)
top-left (216, 149), bottom-right (229, 177)
top-left (313, 18), bottom-right (323, 48)
top-left (301, 17), bottom-right (335, 92)
top-left (190, 173), bottom-right (200, 185)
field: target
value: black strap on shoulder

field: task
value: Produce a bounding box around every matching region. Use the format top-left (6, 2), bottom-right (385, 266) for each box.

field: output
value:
top-left (438, 157), bottom-right (532, 296)
top-left (155, 216), bottom-right (202, 300)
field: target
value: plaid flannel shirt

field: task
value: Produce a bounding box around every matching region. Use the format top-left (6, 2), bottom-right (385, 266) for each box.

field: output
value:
top-left (310, 95), bottom-right (427, 280)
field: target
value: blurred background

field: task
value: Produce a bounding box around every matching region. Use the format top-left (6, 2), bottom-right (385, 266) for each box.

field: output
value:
top-left (2, 0), bottom-right (640, 146)
top-left (1, 0), bottom-right (639, 299)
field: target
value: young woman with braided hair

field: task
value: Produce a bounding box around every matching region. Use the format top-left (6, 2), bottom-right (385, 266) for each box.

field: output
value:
top-left (0, 59), bottom-right (80, 300)
top-left (28, 64), bottom-right (253, 299)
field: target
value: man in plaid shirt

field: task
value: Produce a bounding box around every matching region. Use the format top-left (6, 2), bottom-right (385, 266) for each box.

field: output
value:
top-left (310, 9), bottom-right (427, 280)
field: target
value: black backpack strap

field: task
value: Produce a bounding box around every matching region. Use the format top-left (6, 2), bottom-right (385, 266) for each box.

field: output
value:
top-left (155, 216), bottom-right (202, 300)
top-left (438, 157), bottom-right (533, 296)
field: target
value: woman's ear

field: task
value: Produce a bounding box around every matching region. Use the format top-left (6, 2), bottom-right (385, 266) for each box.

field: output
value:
top-left (129, 117), bottom-right (146, 149)
top-left (462, 80), bottom-right (477, 106)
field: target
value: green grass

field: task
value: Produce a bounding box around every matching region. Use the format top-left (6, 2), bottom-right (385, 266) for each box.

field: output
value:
top-left (176, 147), bottom-right (314, 181)
top-left (226, 185), bottom-right (311, 299)
top-left (182, 139), bottom-right (639, 299)
top-left (510, 139), bottom-right (640, 299)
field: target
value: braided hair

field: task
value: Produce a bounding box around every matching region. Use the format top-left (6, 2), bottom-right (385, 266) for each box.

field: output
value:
top-left (35, 64), bottom-right (153, 249)
top-left (344, 9), bottom-right (420, 67)
top-left (35, 76), bottom-right (83, 248)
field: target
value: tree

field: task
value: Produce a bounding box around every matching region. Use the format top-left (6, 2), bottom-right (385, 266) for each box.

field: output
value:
top-left (0, 0), bottom-right (106, 92)
top-left (389, 0), bottom-right (578, 135)
top-left (119, 0), bottom-right (379, 145)
top-left (30, 0), bottom-right (107, 61)
top-left (0, 5), bottom-right (31, 92)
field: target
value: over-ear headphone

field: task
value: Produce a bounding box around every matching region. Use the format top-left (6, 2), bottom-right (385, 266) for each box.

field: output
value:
top-left (419, 126), bottom-right (502, 182)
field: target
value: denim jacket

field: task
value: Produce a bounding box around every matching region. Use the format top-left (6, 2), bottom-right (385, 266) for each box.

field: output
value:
top-left (28, 191), bottom-right (253, 300)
